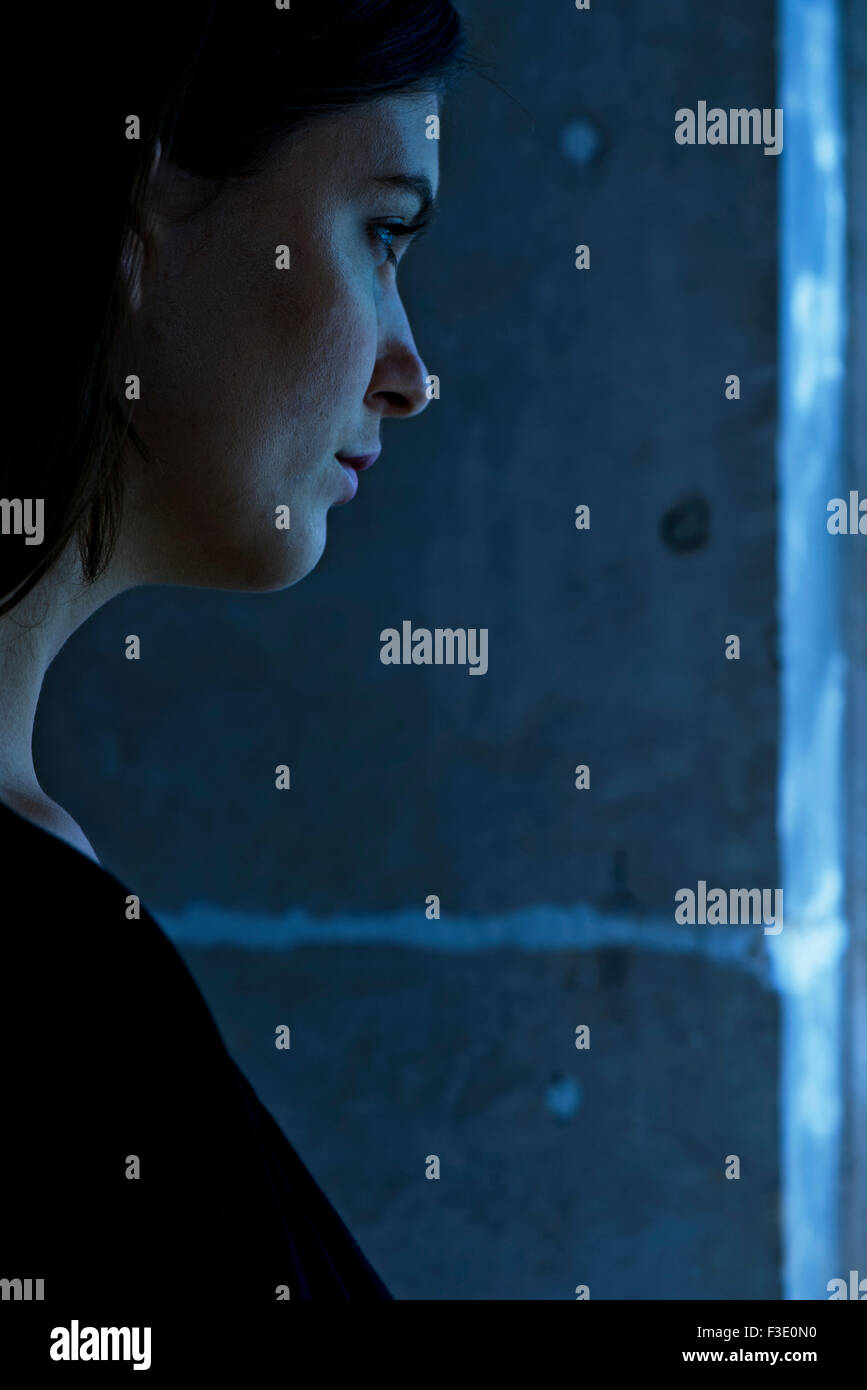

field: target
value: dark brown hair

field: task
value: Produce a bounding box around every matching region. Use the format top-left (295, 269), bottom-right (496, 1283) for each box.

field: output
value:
top-left (1, 0), bottom-right (472, 615)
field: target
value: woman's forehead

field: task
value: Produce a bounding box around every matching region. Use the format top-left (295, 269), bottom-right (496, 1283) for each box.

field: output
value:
top-left (268, 93), bottom-right (440, 193)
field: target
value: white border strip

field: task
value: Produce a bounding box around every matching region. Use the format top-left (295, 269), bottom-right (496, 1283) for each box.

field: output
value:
top-left (774, 0), bottom-right (848, 1299)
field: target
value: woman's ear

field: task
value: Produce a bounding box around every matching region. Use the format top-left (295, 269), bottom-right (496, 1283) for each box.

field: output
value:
top-left (119, 141), bottom-right (162, 314)
top-left (119, 226), bottom-right (146, 313)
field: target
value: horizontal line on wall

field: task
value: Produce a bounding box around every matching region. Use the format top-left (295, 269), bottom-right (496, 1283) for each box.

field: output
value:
top-left (155, 900), bottom-right (781, 984)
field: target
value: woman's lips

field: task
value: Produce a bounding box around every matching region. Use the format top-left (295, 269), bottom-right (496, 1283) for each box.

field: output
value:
top-left (335, 460), bottom-right (359, 503)
top-left (336, 450), bottom-right (381, 472)
top-left (333, 450), bottom-right (380, 505)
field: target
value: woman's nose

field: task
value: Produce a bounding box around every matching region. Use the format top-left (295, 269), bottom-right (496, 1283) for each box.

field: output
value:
top-left (366, 300), bottom-right (432, 418)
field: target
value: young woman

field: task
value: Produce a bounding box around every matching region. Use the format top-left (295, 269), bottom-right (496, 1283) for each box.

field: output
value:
top-left (0, 0), bottom-right (471, 1333)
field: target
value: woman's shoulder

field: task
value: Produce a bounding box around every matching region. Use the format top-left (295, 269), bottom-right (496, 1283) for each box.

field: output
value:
top-left (0, 789), bottom-right (99, 862)
top-left (0, 796), bottom-right (225, 1052)
top-left (0, 796), bottom-right (394, 1299)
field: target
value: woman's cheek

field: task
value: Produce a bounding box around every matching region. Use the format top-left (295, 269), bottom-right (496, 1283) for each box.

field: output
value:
top-left (319, 281), bottom-right (379, 396)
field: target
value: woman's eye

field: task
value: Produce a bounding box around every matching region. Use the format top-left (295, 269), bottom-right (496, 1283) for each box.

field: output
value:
top-left (369, 221), bottom-right (419, 269)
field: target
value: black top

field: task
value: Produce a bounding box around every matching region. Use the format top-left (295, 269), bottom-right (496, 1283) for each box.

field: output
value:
top-left (0, 797), bottom-right (393, 1332)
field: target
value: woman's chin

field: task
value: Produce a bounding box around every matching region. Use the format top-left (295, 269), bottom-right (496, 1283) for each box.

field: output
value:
top-left (236, 522), bottom-right (328, 592)
top-left (151, 508), bottom-right (330, 592)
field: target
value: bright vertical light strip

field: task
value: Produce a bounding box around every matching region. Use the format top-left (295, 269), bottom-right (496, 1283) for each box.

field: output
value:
top-left (773, 0), bottom-right (848, 1299)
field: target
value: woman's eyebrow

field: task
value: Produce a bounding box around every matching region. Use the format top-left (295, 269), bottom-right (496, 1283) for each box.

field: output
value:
top-left (366, 173), bottom-right (436, 221)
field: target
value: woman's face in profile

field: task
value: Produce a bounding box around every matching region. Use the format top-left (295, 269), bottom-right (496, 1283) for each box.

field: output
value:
top-left (118, 92), bottom-right (438, 592)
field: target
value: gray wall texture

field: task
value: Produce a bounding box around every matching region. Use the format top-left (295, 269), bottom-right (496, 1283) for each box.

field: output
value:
top-left (36, 0), bottom-right (786, 1297)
